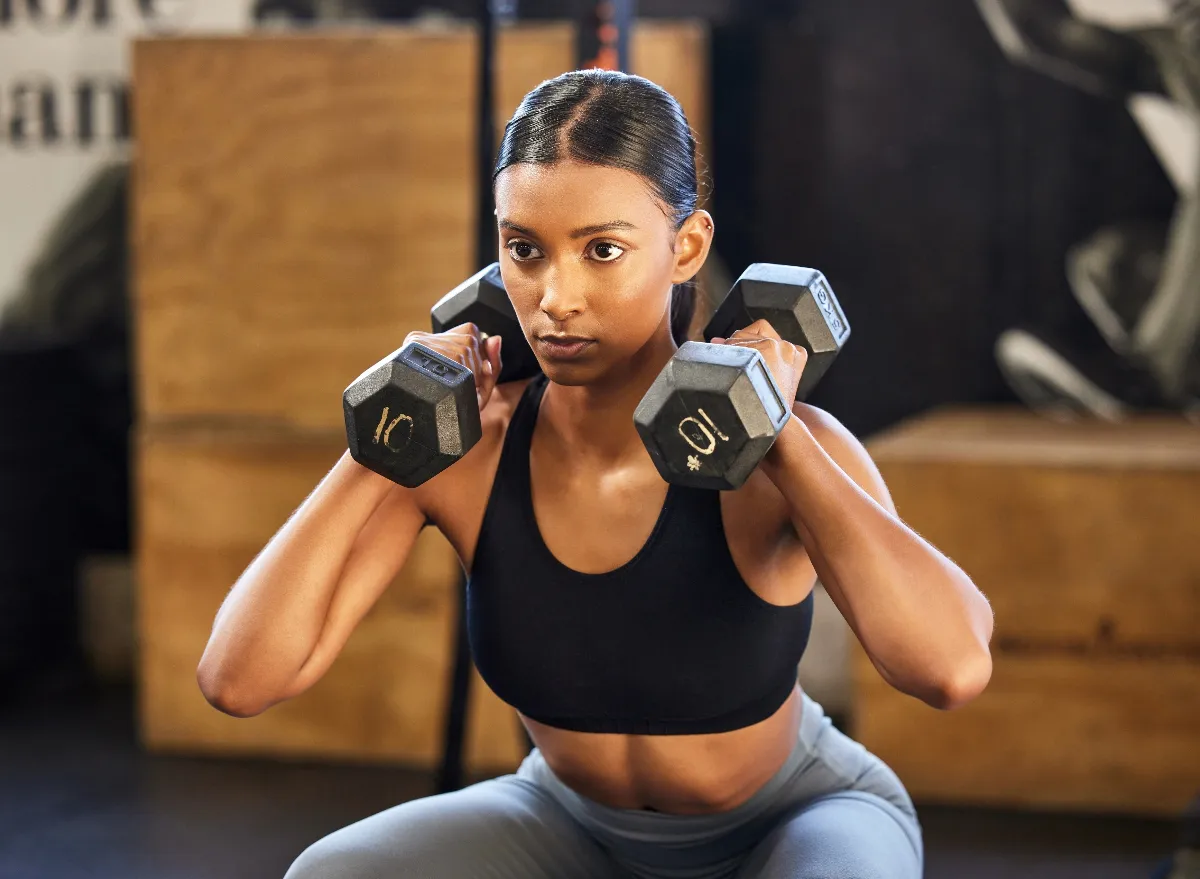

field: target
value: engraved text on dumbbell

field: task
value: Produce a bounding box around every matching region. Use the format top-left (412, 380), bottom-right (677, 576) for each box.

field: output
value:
top-left (814, 279), bottom-right (848, 340)
top-left (679, 408), bottom-right (730, 471)
top-left (373, 407), bottom-right (414, 453)
top-left (408, 348), bottom-right (456, 378)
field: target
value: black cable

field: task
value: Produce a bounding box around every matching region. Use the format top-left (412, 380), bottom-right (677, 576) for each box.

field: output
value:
top-left (476, 0), bottom-right (498, 271)
top-left (436, 569), bottom-right (473, 793)
top-left (576, 0), bottom-right (636, 72)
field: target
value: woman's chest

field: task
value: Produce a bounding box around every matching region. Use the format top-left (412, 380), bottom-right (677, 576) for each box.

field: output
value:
top-left (531, 459), bottom-right (672, 574)
top-left (426, 430), bottom-right (814, 607)
top-left (527, 453), bottom-right (814, 603)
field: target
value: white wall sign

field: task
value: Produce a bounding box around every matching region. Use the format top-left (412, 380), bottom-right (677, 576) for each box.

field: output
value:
top-left (0, 0), bottom-right (253, 310)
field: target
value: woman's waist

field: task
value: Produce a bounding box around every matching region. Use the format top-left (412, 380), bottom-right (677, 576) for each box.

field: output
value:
top-left (519, 685), bottom-right (805, 815)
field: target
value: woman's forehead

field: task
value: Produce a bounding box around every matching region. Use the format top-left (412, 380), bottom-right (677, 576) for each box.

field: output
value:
top-left (494, 160), bottom-right (662, 223)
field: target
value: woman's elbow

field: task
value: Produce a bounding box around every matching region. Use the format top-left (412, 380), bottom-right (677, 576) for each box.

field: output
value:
top-left (932, 648), bottom-right (993, 711)
top-left (196, 663), bottom-right (269, 718)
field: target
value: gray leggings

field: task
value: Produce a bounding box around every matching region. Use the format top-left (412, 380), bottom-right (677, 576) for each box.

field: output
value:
top-left (284, 692), bottom-right (923, 879)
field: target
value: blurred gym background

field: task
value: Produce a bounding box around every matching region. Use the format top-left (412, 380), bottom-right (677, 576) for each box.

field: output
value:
top-left (1, 1), bottom-right (1198, 877)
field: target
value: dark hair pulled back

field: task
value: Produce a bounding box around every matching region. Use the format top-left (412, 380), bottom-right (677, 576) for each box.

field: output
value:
top-left (493, 69), bottom-right (701, 345)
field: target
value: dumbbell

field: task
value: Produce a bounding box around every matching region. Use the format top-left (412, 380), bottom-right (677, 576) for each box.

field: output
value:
top-left (343, 263), bottom-right (539, 487)
top-left (634, 264), bottom-right (850, 491)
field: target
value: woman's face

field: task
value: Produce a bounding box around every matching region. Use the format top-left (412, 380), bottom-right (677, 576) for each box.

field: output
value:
top-left (493, 159), bottom-right (710, 386)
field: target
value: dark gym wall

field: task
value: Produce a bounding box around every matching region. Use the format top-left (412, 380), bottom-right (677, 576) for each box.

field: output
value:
top-left (287, 0), bottom-right (1178, 437)
top-left (710, 0), bottom-right (1177, 437)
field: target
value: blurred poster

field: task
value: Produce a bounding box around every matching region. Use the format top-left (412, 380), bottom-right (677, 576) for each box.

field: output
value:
top-left (0, 0), bottom-right (254, 311)
top-left (975, 0), bottom-right (1200, 419)
top-left (1067, 0), bottom-right (1198, 194)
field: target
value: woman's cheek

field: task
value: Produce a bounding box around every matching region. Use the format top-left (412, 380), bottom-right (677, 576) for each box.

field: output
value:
top-left (617, 289), bottom-right (666, 338)
top-left (504, 278), bottom-right (536, 308)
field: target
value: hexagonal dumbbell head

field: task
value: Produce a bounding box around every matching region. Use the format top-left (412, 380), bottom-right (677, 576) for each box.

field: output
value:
top-left (430, 262), bottom-right (540, 383)
top-left (634, 341), bottom-right (792, 491)
top-left (703, 264), bottom-right (850, 401)
top-left (343, 342), bottom-right (482, 487)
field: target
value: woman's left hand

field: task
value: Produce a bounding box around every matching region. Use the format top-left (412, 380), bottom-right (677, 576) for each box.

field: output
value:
top-left (710, 319), bottom-right (808, 405)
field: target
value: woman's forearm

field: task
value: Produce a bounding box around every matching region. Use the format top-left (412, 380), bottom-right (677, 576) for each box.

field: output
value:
top-left (761, 415), bottom-right (994, 709)
top-left (197, 450), bottom-right (399, 715)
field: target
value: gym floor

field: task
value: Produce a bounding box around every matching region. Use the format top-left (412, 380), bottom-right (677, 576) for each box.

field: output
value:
top-left (0, 677), bottom-right (1180, 879)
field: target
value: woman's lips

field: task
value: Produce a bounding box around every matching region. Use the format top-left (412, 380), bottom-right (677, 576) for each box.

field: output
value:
top-left (536, 336), bottom-right (596, 360)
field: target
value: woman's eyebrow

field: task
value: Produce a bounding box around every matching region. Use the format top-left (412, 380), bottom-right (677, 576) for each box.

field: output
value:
top-left (497, 219), bottom-right (638, 238)
top-left (569, 220), bottom-right (638, 238)
top-left (497, 219), bottom-right (537, 236)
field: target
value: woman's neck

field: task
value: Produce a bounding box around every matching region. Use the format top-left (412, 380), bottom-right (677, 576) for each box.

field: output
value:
top-left (537, 327), bottom-right (679, 467)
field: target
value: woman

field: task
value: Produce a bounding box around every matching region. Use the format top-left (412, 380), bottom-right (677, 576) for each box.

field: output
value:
top-left (198, 70), bottom-right (995, 879)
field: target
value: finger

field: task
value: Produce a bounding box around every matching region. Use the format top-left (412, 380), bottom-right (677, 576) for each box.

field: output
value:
top-left (726, 331), bottom-right (763, 345)
top-left (744, 319), bottom-right (782, 340)
top-left (465, 333), bottom-right (486, 379)
top-left (478, 337), bottom-right (502, 411)
top-left (728, 327), bottom-right (776, 343)
top-left (485, 334), bottom-right (503, 378)
top-left (452, 322), bottom-right (484, 369)
top-left (415, 327), bottom-right (489, 388)
top-left (725, 336), bottom-right (777, 350)
top-left (444, 321), bottom-right (481, 338)
top-left (442, 322), bottom-right (485, 350)
top-left (401, 330), bottom-right (436, 353)
top-left (479, 336), bottom-right (495, 379)
top-left (434, 334), bottom-right (478, 376)
top-left (432, 324), bottom-right (481, 369)
top-left (472, 334), bottom-right (491, 381)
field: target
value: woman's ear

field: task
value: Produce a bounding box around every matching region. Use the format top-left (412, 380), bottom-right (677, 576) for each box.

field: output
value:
top-left (672, 210), bottom-right (714, 284)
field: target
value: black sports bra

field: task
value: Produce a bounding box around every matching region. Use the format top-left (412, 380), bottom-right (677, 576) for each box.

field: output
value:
top-left (466, 374), bottom-right (814, 735)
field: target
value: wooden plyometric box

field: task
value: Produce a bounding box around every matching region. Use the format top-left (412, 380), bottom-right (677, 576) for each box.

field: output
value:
top-left (135, 423), bottom-right (527, 773)
top-left (132, 30), bottom-right (477, 433)
top-left (132, 23), bottom-right (709, 433)
top-left (856, 407), bottom-right (1200, 816)
top-left (132, 22), bottom-right (709, 771)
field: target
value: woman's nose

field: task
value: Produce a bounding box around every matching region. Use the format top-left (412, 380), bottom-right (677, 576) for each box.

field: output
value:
top-left (539, 263), bottom-right (586, 322)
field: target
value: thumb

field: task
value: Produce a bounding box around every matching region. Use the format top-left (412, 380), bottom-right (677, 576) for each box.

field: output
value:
top-left (488, 334), bottom-right (503, 377)
top-left (478, 335), bottom-right (503, 411)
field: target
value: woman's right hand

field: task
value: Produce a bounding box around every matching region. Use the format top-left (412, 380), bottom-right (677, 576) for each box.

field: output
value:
top-left (403, 322), bottom-right (504, 411)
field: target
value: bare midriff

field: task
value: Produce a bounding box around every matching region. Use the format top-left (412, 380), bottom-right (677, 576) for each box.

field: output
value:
top-left (519, 684), bottom-right (805, 815)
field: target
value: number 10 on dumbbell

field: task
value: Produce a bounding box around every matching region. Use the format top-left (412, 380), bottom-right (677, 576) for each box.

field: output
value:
top-left (634, 264), bottom-right (850, 491)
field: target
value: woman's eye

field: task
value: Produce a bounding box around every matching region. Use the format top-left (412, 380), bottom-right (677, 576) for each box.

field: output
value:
top-left (589, 242), bottom-right (625, 262)
top-left (507, 241), bottom-right (542, 261)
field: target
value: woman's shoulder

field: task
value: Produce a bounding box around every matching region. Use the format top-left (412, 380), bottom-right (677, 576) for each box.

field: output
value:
top-left (481, 375), bottom-right (537, 439)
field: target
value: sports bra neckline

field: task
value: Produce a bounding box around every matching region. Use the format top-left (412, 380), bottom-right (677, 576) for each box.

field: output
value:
top-left (507, 374), bottom-right (681, 582)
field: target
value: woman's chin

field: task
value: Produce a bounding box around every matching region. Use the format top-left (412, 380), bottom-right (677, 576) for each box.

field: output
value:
top-left (540, 361), bottom-right (596, 387)
top-left (539, 347), bottom-right (659, 389)
top-left (541, 353), bottom-right (635, 388)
